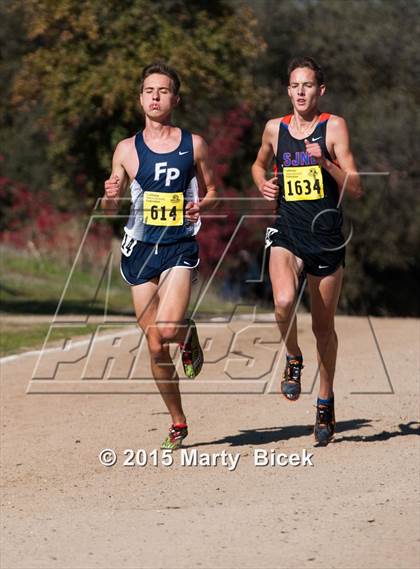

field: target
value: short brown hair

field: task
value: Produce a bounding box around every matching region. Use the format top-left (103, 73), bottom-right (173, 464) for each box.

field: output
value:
top-left (287, 56), bottom-right (325, 85)
top-left (140, 62), bottom-right (181, 94)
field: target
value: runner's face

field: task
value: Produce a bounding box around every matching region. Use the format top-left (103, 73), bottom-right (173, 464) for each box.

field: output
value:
top-left (288, 68), bottom-right (325, 114)
top-left (140, 73), bottom-right (179, 120)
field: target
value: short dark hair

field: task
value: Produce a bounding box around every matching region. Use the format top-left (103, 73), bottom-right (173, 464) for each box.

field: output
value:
top-left (287, 56), bottom-right (325, 85)
top-left (140, 62), bottom-right (181, 94)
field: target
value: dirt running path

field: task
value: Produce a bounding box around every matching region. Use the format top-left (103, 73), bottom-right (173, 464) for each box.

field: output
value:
top-left (1, 315), bottom-right (419, 569)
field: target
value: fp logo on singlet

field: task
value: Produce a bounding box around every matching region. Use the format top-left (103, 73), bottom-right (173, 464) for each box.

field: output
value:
top-left (154, 162), bottom-right (180, 187)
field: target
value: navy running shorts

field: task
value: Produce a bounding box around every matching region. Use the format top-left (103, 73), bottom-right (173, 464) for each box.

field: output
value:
top-left (265, 226), bottom-right (345, 277)
top-left (120, 233), bottom-right (199, 286)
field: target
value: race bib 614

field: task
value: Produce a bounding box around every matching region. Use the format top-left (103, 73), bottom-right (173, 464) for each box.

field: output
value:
top-left (143, 191), bottom-right (184, 226)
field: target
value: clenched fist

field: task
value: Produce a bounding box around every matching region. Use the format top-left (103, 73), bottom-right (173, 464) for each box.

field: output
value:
top-left (304, 139), bottom-right (325, 166)
top-left (259, 176), bottom-right (279, 201)
top-left (185, 201), bottom-right (200, 223)
top-left (104, 174), bottom-right (121, 199)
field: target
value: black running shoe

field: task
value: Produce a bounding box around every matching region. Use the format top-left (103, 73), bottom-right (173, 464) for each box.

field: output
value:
top-left (281, 357), bottom-right (303, 401)
top-left (314, 398), bottom-right (336, 446)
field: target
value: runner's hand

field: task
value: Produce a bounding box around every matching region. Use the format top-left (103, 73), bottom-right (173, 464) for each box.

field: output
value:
top-left (185, 201), bottom-right (200, 222)
top-left (104, 175), bottom-right (120, 199)
top-left (304, 139), bottom-right (325, 166)
top-left (259, 176), bottom-right (279, 201)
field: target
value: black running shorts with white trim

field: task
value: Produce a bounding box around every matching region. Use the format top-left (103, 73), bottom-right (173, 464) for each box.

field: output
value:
top-left (120, 233), bottom-right (199, 286)
top-left (265, 226), bottom-right (345, 277)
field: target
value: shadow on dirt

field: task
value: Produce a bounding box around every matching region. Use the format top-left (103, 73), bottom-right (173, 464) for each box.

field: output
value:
top-left (189, 420), bottom-right (419, 448)
top-left (334, 421), bottom-right (420, 443)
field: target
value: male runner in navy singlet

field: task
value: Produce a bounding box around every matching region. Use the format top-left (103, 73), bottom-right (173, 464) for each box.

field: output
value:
top-left (102, 62), bottom-right (217, 449)
top-left (252, 57), bottom-right (362, 445)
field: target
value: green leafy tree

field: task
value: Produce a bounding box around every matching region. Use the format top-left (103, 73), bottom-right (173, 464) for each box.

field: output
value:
top-left (0, 1), bottom-right (52, 189)
top-left (11, 0), bottom-right (264, 203)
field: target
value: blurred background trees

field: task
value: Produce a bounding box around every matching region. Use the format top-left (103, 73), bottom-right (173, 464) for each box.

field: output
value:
top-left (1, 0), bottom-right (418, 315)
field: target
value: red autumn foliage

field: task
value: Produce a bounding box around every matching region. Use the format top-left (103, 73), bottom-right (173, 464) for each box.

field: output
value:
top-left (0, 175), bottom-right (112, 262)
top-left (197, 106), bottom-right (269, 276)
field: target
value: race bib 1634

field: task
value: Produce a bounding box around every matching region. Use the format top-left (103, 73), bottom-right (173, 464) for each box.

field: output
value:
top-left (283, 165), bottom-right (324, 201)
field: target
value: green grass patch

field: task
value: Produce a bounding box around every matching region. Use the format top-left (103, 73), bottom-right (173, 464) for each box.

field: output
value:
top-left (1, 246), bottom-right (132, 315)
top-left (1, 246), bottom-right (261, 318)
top-left (0, 321), bottom-right (103, 358)
top-left (0, 246), bottom-right (270, 356)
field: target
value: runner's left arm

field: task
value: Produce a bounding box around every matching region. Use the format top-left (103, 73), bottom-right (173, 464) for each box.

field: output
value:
top-left (305, 116), bottom-right (362, 199)
top-left (187, 135), bottom-right (218, 221)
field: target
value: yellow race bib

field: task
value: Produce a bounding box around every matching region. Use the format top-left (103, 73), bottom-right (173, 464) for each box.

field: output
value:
top-left (143, 192), bottom-right (184, 226)
top-left (283, 165), bottom-right (324, 201)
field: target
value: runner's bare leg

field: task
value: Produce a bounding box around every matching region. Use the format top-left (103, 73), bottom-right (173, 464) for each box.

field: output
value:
top-left (269, 246), bottom-right (304, 357)
top-left (131, 269), bottom-right (192, 424)
top-left (308, 266), bottom-right (343, 399)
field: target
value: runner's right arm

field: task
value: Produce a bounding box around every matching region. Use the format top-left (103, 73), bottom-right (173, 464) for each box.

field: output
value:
top-left (252, 119), bottom-right (279, 201)
top-left (101, 141), bottom-right (130, 212)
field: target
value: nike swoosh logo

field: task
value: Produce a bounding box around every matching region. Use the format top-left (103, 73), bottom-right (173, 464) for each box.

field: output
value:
top-left (179, 151), bottom-right (189, 155)
top-left (183, 261), bottom-right (191, 265)
top-left (311, 136), bottom-right (322, 142)
top-left (318, 265), bottom-right (329, 269)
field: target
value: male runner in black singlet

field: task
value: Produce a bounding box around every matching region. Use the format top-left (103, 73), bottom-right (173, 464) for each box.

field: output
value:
top-left (102, 62), bottom-right (217, 449)
top-left (252, 57), bottom-right (362, 445)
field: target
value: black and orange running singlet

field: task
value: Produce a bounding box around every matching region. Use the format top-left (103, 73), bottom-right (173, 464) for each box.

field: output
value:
top-left (274, 113), bottom-right (344, 250)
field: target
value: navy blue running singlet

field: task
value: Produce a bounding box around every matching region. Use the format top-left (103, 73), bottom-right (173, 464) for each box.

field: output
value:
top-left (273, 113), bottom-right (344, 251)
top-left (124, 128), bottom-right (201, 245)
